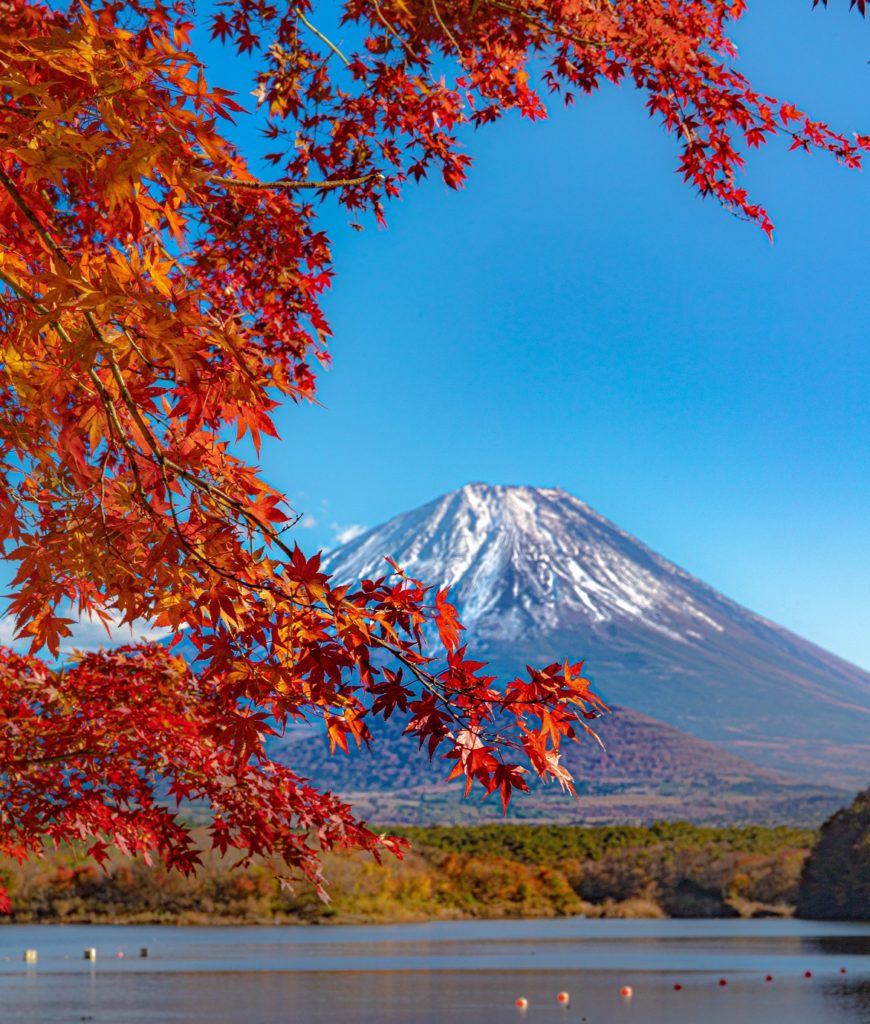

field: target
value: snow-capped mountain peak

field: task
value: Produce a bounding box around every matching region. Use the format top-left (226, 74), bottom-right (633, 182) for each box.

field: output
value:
top-left (325, 482), bottom-right (725, 643)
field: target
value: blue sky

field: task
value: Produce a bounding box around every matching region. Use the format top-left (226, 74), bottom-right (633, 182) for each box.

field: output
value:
top-left (3, 3), bottom-right (868, 671)
top-left (240, 4), bottom-right (869, 669)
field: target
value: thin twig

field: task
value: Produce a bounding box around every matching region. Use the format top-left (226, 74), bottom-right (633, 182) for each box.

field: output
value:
top-left (371, 0), bottom-right (419, 61)
top-left (17, 749), bottom-right (101, 768)
top-left (296, 8), bottom-right (351, 66)
top-left (430, 0), bottom-right (462, 54)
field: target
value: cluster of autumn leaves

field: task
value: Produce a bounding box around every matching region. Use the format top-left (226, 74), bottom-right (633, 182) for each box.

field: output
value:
top-left (0, 0), bottom-right (866, 911)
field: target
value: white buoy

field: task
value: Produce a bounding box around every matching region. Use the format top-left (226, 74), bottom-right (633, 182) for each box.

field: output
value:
top-left (620, 985), bottom-right (633, 999)
top-left (515, 997), bottom-right (529, 1011)
top-left (83, 947), bottom-right (96, 961)
top-left (23, 949), bottom-right (37, 964)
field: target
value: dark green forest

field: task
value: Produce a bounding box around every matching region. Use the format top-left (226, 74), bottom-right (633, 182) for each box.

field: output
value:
top-left (798, 787), bottom-right (870, 921)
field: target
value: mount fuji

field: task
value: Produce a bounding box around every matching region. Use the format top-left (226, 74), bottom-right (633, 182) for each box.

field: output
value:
top-left (323, 483), bottom-right (870, 791)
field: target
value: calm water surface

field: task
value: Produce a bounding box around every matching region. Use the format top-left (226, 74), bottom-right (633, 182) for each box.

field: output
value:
top-left (0, 919), bottom-right (868, 1023)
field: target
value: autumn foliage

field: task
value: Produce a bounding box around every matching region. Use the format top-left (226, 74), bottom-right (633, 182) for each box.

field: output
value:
top-left (0, 823), bottom-right (816, 924)
top-left (0, 0), bottom-right (866, 911)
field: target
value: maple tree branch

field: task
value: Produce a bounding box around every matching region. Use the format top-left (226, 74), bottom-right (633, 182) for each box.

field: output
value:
top-left (103, 354), bottom-right (163, 454)
top-left (430, 0), bottom-right (462, 54)
top-left (657, 68), bottom-right (724, 202)
top-left (1, 173), bottom-right (512, 761)
top-left (97, 449), bottom-right (112, 526)
top-left (86, 367), bottom-right (155, 518)
top-left (484, 0), bottom-right (606, 49)
top-left (0, 263), bottom-right (176, 583)
top-left (116, 322), bottom-right (162, 372)
top-left (85, 401), bottom-right (287, 603)
top-left (60, 353), bottom-right (310, 608)
top-left (0, 103), bottom-right (41, 114)
top-left (209, 171), bottom-right (382, 191)
top-left (296, 9), bottom-right (350, 66)
top-left (0, 167), bottom-right (72, 268)
top-left (6, 153), bottom-right (340, 531)
top-left (15, 748), bottom-right (101, 768)
top-left (80, 329), bottom-right (270, 572)
top-left (365, 632), bottom-right (474, 734)
top-left (371, 0), bottom-right (419, 61)
top-left (0, 265), bottom-right (87, 369)
top-left (0, 268), bottom-right (134, 551)
top-left (82, 406), bottom-right (307, 610)
top-left (96, 376), bottom-right (304, 563)
top-left (0, 266), bottom-right (39, 306)
top-left (1, 185), bottom-right (295, 578)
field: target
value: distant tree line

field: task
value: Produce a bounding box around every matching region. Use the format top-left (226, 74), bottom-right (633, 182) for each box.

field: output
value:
top-left (0, 823), bottom-right (817, 924)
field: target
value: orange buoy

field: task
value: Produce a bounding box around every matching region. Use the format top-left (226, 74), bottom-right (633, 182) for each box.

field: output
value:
top-left (765, 975), bottom-right (773, 982)
top-left (117, 951), bottom-right (124, 959)
top-left (804, 971), bottom-right (812, 979)
top-left (673, 983), bottom-right (683, 991)
top-left (515, 997), bottom-right (529, 1011)
top-left (718, 979), bottom-right (727, 987)
top-left (619, 986), bottom-right (633, 999)
top-left (557, 991), bottom-right (570, 1006)
top-left (840, 968), bottom-right (847, 974)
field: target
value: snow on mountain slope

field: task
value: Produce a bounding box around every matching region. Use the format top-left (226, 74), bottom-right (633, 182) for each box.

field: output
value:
top-left (324, 484), bottom-right (870, 787)
top-left (327, 484), bottom-right (733, 640)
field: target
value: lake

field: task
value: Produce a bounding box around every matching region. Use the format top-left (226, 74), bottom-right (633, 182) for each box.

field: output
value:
top-left (1, 918), bottom-right (868, 1023)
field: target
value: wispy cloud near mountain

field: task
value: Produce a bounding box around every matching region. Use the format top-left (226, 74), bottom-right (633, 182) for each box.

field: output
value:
top-left (0, 611), bottom-right (170, 657)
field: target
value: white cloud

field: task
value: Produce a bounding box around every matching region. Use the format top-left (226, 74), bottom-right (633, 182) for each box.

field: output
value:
top-left (0, 617), bottom-right (21, 647)
top-left (331, 522), bottom-right (367, 546)
top-left (298, 514), bottom-right (318, 529)
top-left (0, 610), bottom-right (171, 658)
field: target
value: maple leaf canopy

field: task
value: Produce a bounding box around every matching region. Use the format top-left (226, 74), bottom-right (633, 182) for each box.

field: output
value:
top-left (0, 0), bottom-right (866, 911)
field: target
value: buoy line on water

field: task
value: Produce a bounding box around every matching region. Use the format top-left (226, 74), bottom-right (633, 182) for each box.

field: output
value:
top-left (510, 966), bottom-right (848, 1011)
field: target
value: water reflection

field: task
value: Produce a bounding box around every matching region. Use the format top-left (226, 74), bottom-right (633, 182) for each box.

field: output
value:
top-left (806, 934), bottom-right (870, 958)
top-left (824, 979), bottom-right (870, 1024)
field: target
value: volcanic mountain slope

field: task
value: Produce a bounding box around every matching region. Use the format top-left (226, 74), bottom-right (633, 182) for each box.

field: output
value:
top-left (267, 709), bottom-right (846, 827)
top-left (323, 484), bottom-right (870, 788)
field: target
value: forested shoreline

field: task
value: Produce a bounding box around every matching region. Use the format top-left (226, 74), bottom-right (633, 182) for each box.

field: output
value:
top-left (0, 823), bottom-right (816, 925)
